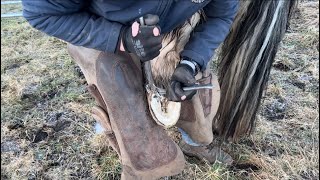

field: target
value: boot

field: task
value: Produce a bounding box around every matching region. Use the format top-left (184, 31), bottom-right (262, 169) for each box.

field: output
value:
top-left (179, 140), bottom-right (233, 165)
top-left (67, 44), bottom-right (186, 180)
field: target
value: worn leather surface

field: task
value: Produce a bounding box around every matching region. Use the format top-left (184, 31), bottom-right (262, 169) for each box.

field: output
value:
top-left (177, 69), bottom-right (220, 145)
top-left (198, 73), bottom-right (213, 117)
top-left (87, 84), bottom-right (108, 110)
top-left (95, 51), bottom-right (180, 170)
top-left (67, 44), bottom-right (186, 179)
top-left (179, 72), bottom-right (214, 122)
top-left (179, 101), bottom-right (196, 122)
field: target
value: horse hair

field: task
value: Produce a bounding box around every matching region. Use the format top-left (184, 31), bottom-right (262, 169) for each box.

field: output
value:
top-left (214, 0), bottom-right (297, 141)
top-left (150, 11), bottom-right (202, 88)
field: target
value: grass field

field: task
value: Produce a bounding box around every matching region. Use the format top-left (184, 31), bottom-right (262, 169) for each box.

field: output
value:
top-left (1, 1), bottom-right (319, 180)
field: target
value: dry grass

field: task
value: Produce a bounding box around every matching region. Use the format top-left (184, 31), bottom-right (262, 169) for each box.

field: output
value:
top-left (1, 1), bottom-right (319, 180)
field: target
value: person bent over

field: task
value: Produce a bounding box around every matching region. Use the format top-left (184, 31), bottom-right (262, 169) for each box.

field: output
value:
top-left (22, 0), bottom-right (238, 179)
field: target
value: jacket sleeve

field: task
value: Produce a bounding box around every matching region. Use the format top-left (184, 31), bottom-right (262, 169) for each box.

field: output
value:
top-left (22, 0), bottom-right (122, 52)
top-left (180, 0), bottom-right (239, 70)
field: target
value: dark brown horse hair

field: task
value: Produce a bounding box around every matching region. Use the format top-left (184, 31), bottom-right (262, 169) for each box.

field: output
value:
top-left (214, 0), bottom-right (298, 141)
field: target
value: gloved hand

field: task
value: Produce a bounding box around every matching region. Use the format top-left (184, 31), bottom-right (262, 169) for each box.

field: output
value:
top-left (120, 14), bottom-right (162, 62)
top-left (166, 58), bottom-right (200, 102)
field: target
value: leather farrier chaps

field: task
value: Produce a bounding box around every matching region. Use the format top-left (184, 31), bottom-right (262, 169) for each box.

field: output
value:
top-left (67, 44), bottom-right (186, 180)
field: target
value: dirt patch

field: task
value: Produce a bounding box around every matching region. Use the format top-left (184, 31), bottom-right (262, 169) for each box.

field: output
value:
top-left (1, 141), bottom-right (21, 153)
top-left (262, 97), bottom-right (288, 120)
top-left (7, 121), bottom-right (24, 130)
top-left (231, 163), bottom-right (260, 172)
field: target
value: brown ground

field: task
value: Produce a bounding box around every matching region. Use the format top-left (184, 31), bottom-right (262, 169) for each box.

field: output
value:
top-left (1, 1), bottom-right (319, 179)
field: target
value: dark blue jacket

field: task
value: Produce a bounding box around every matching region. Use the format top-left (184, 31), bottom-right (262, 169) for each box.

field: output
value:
top-left (22, 0), bottom-right (238, 70)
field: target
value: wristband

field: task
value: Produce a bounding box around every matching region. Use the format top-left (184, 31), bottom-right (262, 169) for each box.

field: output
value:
top-left (180, 58), bottom-right (200, 75)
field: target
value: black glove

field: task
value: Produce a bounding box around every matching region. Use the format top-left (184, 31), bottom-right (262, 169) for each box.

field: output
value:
top-left (166, 58), bottom-right (200, 102)
top-left (121, 14), bottom-right (162, 62)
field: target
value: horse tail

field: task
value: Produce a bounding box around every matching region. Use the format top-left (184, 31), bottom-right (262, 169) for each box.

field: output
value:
top-left (214, 0), bottom-right (298, 141)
